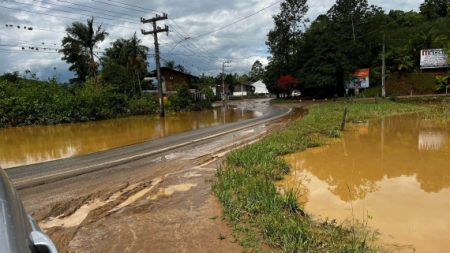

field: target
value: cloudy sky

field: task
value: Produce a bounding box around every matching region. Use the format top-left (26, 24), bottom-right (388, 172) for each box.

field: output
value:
top-left (0, 0), bottom-right (423, 81)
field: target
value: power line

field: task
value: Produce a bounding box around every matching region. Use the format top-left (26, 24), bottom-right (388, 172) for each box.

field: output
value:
top-left (169, 27), bottom-right (215, 61)
top-left (32, 0), bottom-right (142, 24)
top-left (104, 0), bottom-right (160, 14)
top-left (171, 25), bottom-right (220, 61)
top-left (0, 2), bottom-right (140, 30)
top-left (5, 0), bottom-right (120, 22)
top-left (91, 0), bottom-right (152, 14)
top-left (0, 44), bottom-right (109, 54)
top-left (161, 51), bottom-right (268, 61)
top-left (190, 0), bottom-right (281, 40)
top-left (56, 0), bottom-right (143, 20)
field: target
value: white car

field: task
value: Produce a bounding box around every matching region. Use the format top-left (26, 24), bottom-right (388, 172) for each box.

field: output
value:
top-left (0, 168), bottom-right (58, 253)
top-left (292, 90), bottom-right (301, 97)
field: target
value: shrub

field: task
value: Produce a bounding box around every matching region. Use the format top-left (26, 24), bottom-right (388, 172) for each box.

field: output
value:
top-left (129, 94), bottom-right (159, 115)
top-left (167, 84), bottom-right (194, 112)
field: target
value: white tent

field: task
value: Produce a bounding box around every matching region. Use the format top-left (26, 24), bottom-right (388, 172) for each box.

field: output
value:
top-left (251, 80), bottom-right (269, 94)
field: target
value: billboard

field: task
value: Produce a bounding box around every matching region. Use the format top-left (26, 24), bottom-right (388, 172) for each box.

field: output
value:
top-left (420, 49), bottom-right (448, 69)
top-left (345, 68), bottom-right (370, 89)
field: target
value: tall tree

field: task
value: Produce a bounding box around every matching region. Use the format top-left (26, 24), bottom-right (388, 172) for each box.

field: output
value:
top-left (420, 0), bottom-right (449, 19)
top-left (266, 0), bottom-right (308, 68)
top-left (101, 33), bottom-right (149, 96)
top-left (61, 17), bottom-right (108, 82)
top-left (164, 60), bottom-right (176, 69)
top-left (249, 60), bottom-right (264, 81)
top-left (164, 60), bottom-right (187, 73)
top-left (265, 0), bottom-right (308, 94)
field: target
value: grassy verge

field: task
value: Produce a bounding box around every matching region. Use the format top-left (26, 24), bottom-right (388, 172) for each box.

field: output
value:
top-left (214, 101), bottom-right (430, 252)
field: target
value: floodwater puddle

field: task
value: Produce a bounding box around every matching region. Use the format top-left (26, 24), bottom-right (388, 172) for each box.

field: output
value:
top-left (0, 107), bottom-right (258, 168)
top-left (280, 114), bottom-right (450, 253)
top-left (149, 183), bottom-right (197, 200)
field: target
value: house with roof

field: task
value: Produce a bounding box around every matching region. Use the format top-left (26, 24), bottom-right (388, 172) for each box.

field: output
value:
top-left (143, 67), bottom-right (199, 96)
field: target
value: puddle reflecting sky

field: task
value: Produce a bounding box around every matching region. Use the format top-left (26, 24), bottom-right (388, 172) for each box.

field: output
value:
top-left (0, 107), bottom-right (257, 168)
top-left (282, 114), bottom-right (450, 253)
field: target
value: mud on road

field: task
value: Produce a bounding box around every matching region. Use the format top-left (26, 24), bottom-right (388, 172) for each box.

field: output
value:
top-left (17, 100), bottom-right (306, 253)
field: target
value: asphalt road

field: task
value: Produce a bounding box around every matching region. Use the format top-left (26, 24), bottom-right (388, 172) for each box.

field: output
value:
top-left (7, 100), bottom-right (290, 190)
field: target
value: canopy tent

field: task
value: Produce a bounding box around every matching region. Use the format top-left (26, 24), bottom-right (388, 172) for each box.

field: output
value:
top-left (251, 80), bottom-right (269, 94)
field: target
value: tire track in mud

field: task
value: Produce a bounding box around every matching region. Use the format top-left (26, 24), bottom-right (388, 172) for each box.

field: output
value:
top-left (39, 178), bottom-right (165, 252)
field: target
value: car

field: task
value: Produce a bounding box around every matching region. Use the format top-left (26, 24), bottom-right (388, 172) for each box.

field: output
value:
top-left (0, 167), bottom-right (58, 253)
top-left (291, 90), bottom-right (302, 97)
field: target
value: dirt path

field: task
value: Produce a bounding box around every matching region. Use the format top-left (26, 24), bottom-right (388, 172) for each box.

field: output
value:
top-left (18, 101), bottom-right (305, 253)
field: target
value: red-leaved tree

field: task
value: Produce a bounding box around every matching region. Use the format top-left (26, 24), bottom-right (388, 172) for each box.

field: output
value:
top-left (277, 75), bottom-right (298, 97)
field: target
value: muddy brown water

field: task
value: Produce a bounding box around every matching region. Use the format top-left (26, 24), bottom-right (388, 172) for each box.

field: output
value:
top-left (281, 114), bottom-right (450, 253)
top-left (0, 107), bottom-right (258, 168)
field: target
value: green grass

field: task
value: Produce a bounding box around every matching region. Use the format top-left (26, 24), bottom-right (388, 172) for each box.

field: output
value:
top-left (214, 100), bottom-right (430, 252)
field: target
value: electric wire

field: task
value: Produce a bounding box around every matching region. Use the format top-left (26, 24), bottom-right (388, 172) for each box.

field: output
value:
top-left (190, 0), bottom-right (281, 39)
top-left (0, 2), bottom-right (141, 30)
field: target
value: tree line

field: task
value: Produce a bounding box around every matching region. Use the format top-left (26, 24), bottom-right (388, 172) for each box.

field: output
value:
top-left (264, 0), bottom-right (450, 98)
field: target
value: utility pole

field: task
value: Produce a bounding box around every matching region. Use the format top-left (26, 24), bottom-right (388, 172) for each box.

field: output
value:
top-left (351, 16), bottom-right (356, 42)
top-left (141, 14), bottom-right (169, 117)
top-left (381, 33), bottom-right (386, 98)
top-left (222, 60), bottom-right (231, 106)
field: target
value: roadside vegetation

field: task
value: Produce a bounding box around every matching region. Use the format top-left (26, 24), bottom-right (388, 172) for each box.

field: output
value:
top-left (214, 100), bottom-right (431, 252)
top-left (0, 75), bottom-right (157, 128)
top-left (0, 74), bottom-right (217, 128)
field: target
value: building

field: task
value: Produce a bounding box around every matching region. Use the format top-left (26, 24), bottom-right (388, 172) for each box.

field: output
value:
top-left (232, 83), bottom-right (255, 97)
top-left (250, 80), bottom-right (270, 95)
top-left (143, 67), bottom-right (199, 95)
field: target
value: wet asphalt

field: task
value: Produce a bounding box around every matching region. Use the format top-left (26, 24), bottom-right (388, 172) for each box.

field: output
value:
top-left (7, 99), bottom-right (290, 189)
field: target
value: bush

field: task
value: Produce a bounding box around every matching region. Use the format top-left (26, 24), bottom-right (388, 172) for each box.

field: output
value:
top-left (129, 94), bottom-right (159, 115)
top-left (0, 77), bottom-right (133, 127)
top-left (74, 79), bottom-right (129, 121)
top-left (167, 85), bottom-right (193, 112)
top-left (167, 84), bottom-right (212, 112)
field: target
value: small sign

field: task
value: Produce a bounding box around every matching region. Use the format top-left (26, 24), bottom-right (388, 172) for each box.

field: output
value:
top-left (345, 69), bottom-right (370, 89)
top-left (420, 49), bottom-right (448, 69)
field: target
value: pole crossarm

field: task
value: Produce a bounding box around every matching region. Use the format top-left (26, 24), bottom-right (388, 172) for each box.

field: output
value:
top-left (141, 25), bottom-right (169, 35)
top-left (140, 13), bottom-right (168, 24)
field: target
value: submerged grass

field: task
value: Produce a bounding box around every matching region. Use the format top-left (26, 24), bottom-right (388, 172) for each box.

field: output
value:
top-left (214, 100), bottom-right (429, 252)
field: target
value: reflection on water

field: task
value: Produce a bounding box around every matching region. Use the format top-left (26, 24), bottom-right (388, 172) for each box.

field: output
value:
top-left (0, 107), bottom-right (257, 168)
top-left (282, 114), bottom-right (450, 253)
top-left (418, 130), bottom-right (447, 151)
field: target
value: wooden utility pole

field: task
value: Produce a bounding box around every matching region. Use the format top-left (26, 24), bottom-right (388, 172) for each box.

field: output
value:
top-left (141, 14), bottom-right (169, 117)
top-left (351, 16), bottom-right (356, 42)
top-left (222, 60), bottom-right (231, 106)
top-left (381, 33), bottom-right (386, 98)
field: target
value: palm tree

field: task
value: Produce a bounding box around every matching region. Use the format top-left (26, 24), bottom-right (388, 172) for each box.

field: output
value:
top-left (126, 33), bottom-right (149, 94)
top-left (61, 17), bottom-right (108, 81)
top-left (164, 60), bottom-right (176, 69)
top-left (102, 34), bottom-right (149, 96)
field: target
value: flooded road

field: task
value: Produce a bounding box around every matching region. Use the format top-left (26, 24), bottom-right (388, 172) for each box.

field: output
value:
top-left (0, 107), bottom-right (258, 168)
top-left (281, 114), bottom-right (450, 252)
